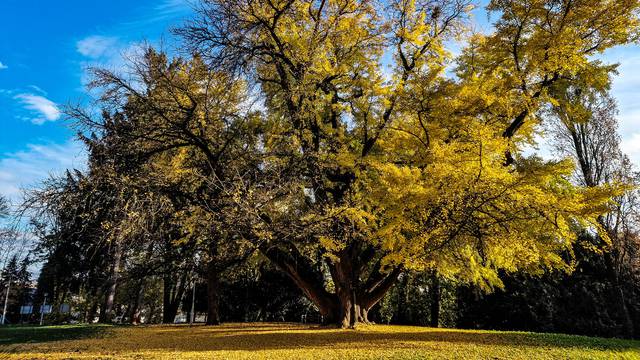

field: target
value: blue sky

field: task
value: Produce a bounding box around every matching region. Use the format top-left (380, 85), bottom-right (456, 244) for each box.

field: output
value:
top-left (0, 0), bottom-right (193, 201)
top-left (0, 0), bottom-right (639, 204)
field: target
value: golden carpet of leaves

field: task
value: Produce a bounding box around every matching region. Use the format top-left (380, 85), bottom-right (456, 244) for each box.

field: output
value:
top-left (1, 323), bottom-right (639, 359)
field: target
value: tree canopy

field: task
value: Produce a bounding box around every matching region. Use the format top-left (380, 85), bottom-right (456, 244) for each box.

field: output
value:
top-left (20, 0), bottom-right (640, 329)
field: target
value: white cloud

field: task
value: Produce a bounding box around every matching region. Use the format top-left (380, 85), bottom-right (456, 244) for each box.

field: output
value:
top-left (14, 93), bottom-right (61, 124)
top-left (0, 61), bottom-right (7, 70)
top-left (0, 140), bottom-right (86, 203)
top-left (76, 35), bottom-right (119, 59)
top-left (77, 38), bottom-right (147, 92)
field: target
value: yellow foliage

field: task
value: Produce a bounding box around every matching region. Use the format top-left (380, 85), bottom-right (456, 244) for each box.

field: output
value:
top-left (122, 0), bottom-right (640, 291)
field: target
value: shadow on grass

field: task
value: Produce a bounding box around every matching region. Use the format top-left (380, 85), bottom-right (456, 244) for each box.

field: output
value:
top-left (1, 323), bottom-right (639, 355)
top-left (0, 324), bottom-right (110, 345)
top-left (105, 324), bottom-right (640, 353)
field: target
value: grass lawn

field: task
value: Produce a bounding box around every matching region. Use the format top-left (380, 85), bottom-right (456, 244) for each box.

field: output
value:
top-left (1, 323), bottom-right (639, 359)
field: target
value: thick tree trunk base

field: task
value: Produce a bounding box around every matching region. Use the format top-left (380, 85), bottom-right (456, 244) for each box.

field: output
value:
top-left (162, 305), bottom-right (179, 324)
top-left (326, 300), bottom-right (373, 328)
top-left (206, 260), bottom-right (221, 326)
top-left (206, 318), bottom-right (221, 326)
top-left (261, 243), bottom-right (401, 328)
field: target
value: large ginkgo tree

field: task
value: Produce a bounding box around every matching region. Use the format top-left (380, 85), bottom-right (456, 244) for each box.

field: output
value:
top-left (84, 0), bottom-right (640, 327)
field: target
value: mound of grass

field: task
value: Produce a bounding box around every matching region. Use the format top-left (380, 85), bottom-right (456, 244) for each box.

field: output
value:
top-left (1, 323), bottom-right (638, 359)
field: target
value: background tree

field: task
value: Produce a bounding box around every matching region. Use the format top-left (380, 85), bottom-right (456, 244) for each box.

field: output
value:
top-left (72, 49), bottom-right (266, 325)
top-left (0, 255), bottom-right (32, 324)
top-left (548, 71), bottom-right (639, 336)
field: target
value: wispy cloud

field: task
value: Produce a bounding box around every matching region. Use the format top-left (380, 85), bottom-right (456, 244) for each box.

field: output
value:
top-left (0, 61), bottom-right (7, 70)
top-left (120, 0), bottom-right (193, 30)
top-left (76, 36), bottom-right (142, 66)
top-left (27, 85), bottom-right (47, 96)
top-left (0, 140), bottom-right (86, 203)
top-left (156, 0), bottom-right (192, 15)
top-left (75, 1), bottom-right (193, 89)
top-left (76, 35), bottom-right (119, 59)
top-left (76, 36), bottom-right (145, 91)
top-left (14, 94), bottom-right (61, 124)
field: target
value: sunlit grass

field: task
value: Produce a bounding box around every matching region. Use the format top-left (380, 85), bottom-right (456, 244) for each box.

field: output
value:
top-left (1, 323), bottom-right (639, 359)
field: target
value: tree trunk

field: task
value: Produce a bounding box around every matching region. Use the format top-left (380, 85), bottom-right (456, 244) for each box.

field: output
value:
top-left (329, 251), bottom-right (356, 328)
top-left (162, 276), bottom-right (175, 323)
top-left (327, 247), bottom-right (402, 328)
top-left (332, 294), bottom-right (373, 328)
top-left (206, 260), bottom-right (220, 325)
top-left (261, 242), bottom-right (401, 327)
top-left (162, 273), bottom-right (186, 324)
top-left (430, 270), bottom-right (440, 328)
top-left (85, 286), bottom-right (100, 323)
top-left (396, 273), bottom-right (410, 324)
top-left (327, 275), bottom-right (397, 328)
top-left (130, 281), bottom-right (145, 325)
top-left (99, 241), bottom-right (123, 323)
